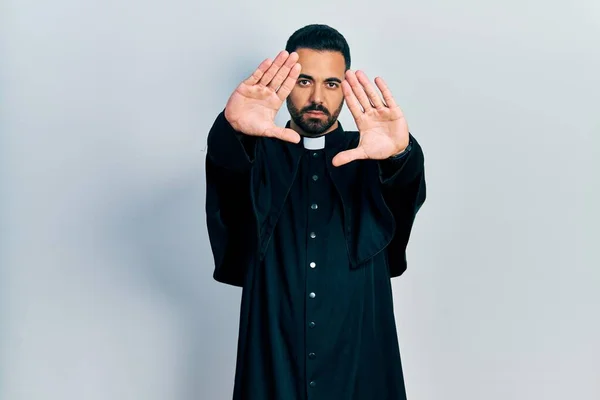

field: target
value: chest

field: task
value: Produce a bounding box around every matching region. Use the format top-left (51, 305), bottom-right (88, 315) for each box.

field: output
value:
top-left (250, 139), bottom-right (395, 268)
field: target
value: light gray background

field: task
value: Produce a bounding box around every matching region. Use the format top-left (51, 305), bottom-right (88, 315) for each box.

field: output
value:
top-left (1, 0), bottom-right (599, 399)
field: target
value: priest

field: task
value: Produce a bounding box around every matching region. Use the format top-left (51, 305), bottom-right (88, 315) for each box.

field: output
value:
top-left (205, 24), bottom-right (426, 400)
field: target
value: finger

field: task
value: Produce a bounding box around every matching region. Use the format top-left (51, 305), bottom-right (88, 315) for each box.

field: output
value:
top-left (332, 147), bottom-right (367, 167)
top-left (345, 70), bottom-right (372, 111)
top-left (356, 71), bottom-right (385, 109)
top-left (243, 58), bottom-right (274, 86)
top-left (341, 80), bottom-right (363, 119)
top-left (258, 51), bottom-right (289, 86)
top-left (266, 126), bottom-right (301, 144)
top-left (374, 76), bottom-right (397, 109)
top-left (268, 52), bottom-right (299, 90)
top-left (276, 63), bottom-right (301, 101)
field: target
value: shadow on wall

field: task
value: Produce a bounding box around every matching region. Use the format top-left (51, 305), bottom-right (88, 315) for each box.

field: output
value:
top-left (111, 157), bottom-right (242, 400)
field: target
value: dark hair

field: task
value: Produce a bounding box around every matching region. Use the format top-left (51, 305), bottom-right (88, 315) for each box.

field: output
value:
top-left (285, 24), bottom-right (351, 70)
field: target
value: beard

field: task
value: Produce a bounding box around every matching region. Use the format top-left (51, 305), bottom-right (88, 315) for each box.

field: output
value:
top-left (286, 98), bottom-right (344, 137)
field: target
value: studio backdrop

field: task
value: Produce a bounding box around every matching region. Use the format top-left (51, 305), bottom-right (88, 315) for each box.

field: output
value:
top-left (1, 1), bottom-right (598, 399)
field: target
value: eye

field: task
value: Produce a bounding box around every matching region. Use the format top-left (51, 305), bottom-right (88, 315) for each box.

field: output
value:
top-left (298, 79), bottom-right (311, 86)
top-left (326, 82), bottom-right (339, 89)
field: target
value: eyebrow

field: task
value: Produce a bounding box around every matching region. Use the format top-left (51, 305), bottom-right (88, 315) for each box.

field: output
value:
top-left (298, 74), bottom-right (342, 84)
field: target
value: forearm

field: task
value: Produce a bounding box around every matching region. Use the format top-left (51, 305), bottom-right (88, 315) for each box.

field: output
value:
top-left (378, 134), bottom-right (424, 187)
top-left (206, 110), bottom-right (258, 173)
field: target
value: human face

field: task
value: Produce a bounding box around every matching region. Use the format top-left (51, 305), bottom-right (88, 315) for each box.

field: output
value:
top-left (286, 48), bottom-right (346, 137)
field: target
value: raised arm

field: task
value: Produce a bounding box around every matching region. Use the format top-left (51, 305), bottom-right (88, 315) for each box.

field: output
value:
top-left (205, 50), bottom-right (303, 286)
top-left (330, 69), bottom-right (426, 277)
top-left (207, 50), bottom-right (303, 171)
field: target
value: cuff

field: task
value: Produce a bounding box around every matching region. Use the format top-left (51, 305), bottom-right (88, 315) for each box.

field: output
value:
top-left (207, 110), bottom-right (257, 171)
top-left (378, 138), bottom-right (413, 182)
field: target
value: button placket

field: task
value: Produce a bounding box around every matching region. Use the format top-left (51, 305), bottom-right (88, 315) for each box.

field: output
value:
top-left (305, 150), bottom-right (325, 393)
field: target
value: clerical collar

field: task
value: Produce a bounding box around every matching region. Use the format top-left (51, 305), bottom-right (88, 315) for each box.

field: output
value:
top-left (285, 120), bottom-right (346, 151)
top-left (303, 136), bottom-right (325, 150)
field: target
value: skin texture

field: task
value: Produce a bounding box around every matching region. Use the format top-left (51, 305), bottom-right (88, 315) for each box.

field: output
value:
top-left (285, 48), bottom-right (345, 138)
top-left (223, 49), bottom-right (410, 167)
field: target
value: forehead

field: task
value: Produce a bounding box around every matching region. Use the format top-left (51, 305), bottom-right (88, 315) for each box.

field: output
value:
top-left (295, 48), bottom-right (346, 80)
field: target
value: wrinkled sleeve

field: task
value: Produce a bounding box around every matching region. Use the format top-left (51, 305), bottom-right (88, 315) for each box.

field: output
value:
top-left (205, 110), bottom-right (258, 287)
top-left (206, 110), bottom-right (257, 171)
top-left (377, 134), bottom-right (426, 277)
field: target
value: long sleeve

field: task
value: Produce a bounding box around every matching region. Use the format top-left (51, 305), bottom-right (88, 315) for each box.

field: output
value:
top-left (206, 110), bottom-right (257, 172)
top-left (378, 134), bottom-right (426, 277)
top-left (205, 110), bottom-right (259, 287)
top-left (377, 134), bottom-right (422, 187)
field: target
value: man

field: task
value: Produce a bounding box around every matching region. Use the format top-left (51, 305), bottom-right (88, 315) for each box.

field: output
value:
top-left (205, 24), bottom-right (426, 400)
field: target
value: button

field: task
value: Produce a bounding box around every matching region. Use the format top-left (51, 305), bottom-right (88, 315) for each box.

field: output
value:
top-left (309, 321), bottom-right (316, 328)
top-left (310, 232), bottom-right (316, 239)
top-left (312, 175), bottom-right (319, 181)
top-left (308, 352), bottom-right (316, 359)
top-left (309, 381), bottom-right (317, 388)
top-left (309, 292), bottom-right (316, 299)
top-left (312, 152), bottom-right (319, 158)
top-left (311, 203), bottom-right (318, 210)
top-left (309, 262), bottom-right (316, 268)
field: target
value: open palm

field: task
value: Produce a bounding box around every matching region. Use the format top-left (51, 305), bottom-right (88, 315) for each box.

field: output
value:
top-left (332, 70), bottom-right (410, 167)
top-left (225, 51), bottom-right (302, 144)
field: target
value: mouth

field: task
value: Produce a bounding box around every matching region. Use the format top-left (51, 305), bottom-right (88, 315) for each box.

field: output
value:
top-left (304, 110), bottom-right (326, 117)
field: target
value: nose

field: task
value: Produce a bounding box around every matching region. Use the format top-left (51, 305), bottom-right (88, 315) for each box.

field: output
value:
top-left (309, 85), bottom-right (323, 104)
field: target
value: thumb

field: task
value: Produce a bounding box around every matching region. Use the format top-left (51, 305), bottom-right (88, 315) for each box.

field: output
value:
top-left (266, 126), bottom-right (301, 144)
top-left (332, 147), bottom-right (367, 167)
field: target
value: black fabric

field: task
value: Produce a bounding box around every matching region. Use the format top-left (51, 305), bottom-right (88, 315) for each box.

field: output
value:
top-left (205, 111), bottom-right (426, 399)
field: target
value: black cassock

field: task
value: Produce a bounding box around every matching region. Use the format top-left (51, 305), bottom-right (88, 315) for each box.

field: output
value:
top-left (205, 111), bottom-right (426, 400)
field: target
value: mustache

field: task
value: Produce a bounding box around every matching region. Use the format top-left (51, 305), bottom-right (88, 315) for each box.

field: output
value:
top-left (302, 104), bottom-right (330, 116)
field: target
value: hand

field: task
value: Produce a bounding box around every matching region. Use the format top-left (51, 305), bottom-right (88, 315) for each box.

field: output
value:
top-left (332, 70), bottom-right (410, 167)
top-left (224, 51), bottom-right (302, 144)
